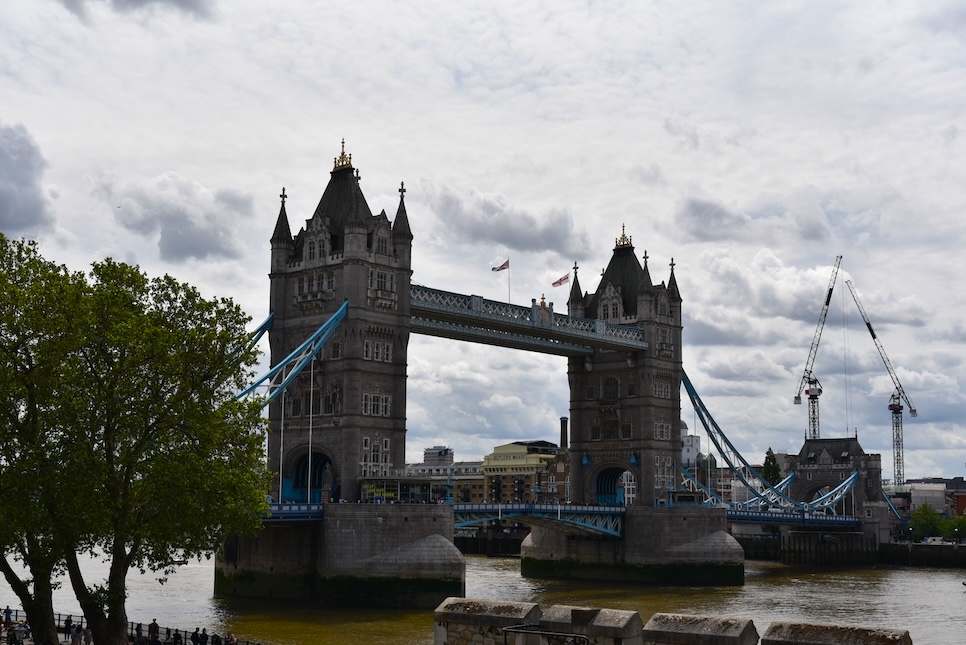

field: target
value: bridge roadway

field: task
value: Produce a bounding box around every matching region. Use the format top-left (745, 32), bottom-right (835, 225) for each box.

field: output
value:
top-left (263, 502), bottom-right (861, 534)
top-left (410, 284), bottom-right (649, 355)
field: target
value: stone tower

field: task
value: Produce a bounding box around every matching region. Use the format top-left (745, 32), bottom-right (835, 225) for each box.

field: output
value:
top-left (266, 142), bottom-right (413, 503)
top-left (566, 227), bottom-right (683, 506)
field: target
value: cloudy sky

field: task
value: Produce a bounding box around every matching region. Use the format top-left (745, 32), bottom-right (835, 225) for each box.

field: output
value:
top-left (2, 1), bottom-right (964, 481)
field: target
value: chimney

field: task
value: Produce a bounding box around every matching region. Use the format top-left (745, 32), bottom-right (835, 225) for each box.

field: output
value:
top-left (559, 417), bottom-right (569, 450)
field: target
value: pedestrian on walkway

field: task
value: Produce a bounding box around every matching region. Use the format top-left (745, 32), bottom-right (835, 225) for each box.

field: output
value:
top-left (149, 619), bottom-right (160, 641)
top-left (63, 616), bottom-right (73, 642)
top-left (190, 627), bottom-right (200, 645)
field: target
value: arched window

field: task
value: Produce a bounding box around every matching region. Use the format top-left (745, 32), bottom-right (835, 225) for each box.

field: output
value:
top-left (602, 377), bottom-right (619, 400)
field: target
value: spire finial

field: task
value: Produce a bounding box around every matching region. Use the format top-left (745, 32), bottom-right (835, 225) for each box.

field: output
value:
top-left (279, 187), bottom-right (287, 204)
top-left (615, 224), bottom-right (633, 248)
top-left (333, 139), bottom-right (353, 170)
top-left (670, 257), bottom-right (676, 271)
top-left (399, 181), bottom-right (406, 198)
top-left (643, 249), bottom-right (648, 265)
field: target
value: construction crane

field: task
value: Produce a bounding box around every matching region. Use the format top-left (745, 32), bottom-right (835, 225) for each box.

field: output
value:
top-left (794, 255), bottom-right (843, 440)
top-left (846, 279), bottom-right (917, 486)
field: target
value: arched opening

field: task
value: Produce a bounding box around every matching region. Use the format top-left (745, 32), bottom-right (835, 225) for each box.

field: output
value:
top-left (288, 451), bottom-right (335, 504)
top-left (595, 467), bottom-right (636, 506)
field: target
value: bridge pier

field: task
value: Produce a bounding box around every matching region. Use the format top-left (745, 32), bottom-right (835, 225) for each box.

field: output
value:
top-left (520, 507), bottom-right (744, 585)
top-left (215, 504), bottom-right (464, 608)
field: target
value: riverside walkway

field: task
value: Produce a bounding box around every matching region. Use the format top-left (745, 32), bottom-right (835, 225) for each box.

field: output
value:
top-left (4, 609), bottom-right (261, 645)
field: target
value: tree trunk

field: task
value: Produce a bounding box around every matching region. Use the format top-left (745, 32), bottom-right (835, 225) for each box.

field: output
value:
top-left (65, 550), bottom-right (132, 645)
top-left (0, 557), bottom-right (59, 645)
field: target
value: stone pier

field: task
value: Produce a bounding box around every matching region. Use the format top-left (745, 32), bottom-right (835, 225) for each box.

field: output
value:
top-left (520, 507), bottom-right (745, 585)
top-left (216, 504), bottom-right (464, 609)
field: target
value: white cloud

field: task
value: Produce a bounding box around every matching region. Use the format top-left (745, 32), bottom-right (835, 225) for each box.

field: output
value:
top-left (2, 1), bottom-right (965, 480)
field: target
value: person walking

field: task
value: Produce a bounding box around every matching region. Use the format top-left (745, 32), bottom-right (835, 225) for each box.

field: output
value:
top-left (71, 623), bottom-right (83, 645)
top-left (83, 627), bottom-right (93, 645)
top-left (63, 616), bottom-right (73, 642)
top-left (199, 628), bottom-right (208, 645)
top-left (190, 627), bottom-right (200, 645)
top-left (149, 619), bottom-right (160, 641)
top-left (2, 606), bottom-right (10, 628)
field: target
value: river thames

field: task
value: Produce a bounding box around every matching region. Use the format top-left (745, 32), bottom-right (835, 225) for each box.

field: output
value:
top-left (7, 555), bottom-right (964, 644)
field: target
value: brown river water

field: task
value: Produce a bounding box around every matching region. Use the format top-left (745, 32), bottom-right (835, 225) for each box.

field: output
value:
top-left (6, 555), bottom-right (964, 644)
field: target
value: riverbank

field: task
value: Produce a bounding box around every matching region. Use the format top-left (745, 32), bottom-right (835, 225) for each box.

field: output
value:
top-left (4, 556), bottom-right (965, 644)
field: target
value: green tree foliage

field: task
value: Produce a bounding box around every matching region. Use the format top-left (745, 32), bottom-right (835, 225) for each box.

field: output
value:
top-left (909, 502), bottom-right (943, 542)
top-left (761, 448), bottom-right (781, 486)
top-left (0, 235), bottom-right (88, 643)
top-left (0, 235), bottom-right (270, 645)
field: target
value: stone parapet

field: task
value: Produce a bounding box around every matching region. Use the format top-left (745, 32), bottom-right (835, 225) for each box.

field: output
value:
top-left (643, 613), bottom-right (758, 645)
top-left (434, 599), bottom-right (914, 645)
top-left (760, 622), bottom-right (912, 645)
top-left (434, 598), bottom-right (540, 645)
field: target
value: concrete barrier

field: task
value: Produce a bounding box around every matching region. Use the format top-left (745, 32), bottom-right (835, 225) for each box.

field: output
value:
top-left (643, 613), bottom-right (758, 645)
top-left (433, 598), bottom-right (913, 645)
top-left (761, 621), bottom-right (912, 645)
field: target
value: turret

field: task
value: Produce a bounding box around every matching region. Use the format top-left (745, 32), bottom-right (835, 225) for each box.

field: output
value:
top-left (269, 188), bottom-right (293, 315)
top-left (392, 181), bottom-right (413, 267)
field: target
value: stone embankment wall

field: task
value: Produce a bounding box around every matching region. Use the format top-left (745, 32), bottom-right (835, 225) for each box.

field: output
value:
top-left (434, 597), bottom-right (913, 645)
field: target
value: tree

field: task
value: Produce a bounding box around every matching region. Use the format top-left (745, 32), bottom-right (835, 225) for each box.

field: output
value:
top-left (0, 235), bottom-right (88, 643)
top-left (909, 502), bottom-right (943, 542)
top-left (0, 236), bottom-right (270, 645)
top-left (761, 448), bottom-right (781, 486)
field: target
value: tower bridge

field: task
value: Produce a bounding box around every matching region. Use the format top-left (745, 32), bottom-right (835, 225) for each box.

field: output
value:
top-left (218, 144), bottom-right (887, 607)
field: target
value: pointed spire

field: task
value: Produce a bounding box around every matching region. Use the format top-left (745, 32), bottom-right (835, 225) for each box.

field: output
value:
top-left (271, 187), bottom-right (293, 245)
top-left (346, 171), bottom-right (368, 226)
top-left (640, 249), bottom-right (653, 289)
top-left (392, 181), bottom-right (413, 240)
top-left (569, 261), bottom-right (582, 304)
top-left (667, 257), bottom-right (682, 302)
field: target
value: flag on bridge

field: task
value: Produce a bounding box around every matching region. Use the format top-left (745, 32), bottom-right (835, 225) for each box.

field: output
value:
top-left (552, 273), bottom-right (569, 287)
top-left (491, 259), bottom-right (509, 272)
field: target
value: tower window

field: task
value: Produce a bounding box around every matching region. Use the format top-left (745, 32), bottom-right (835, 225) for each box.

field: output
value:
top-left (377, 236), bottom-right (388, 255)
top-left (308, 241), bottom-right (316, 261)
top-left (602, 377), bottom-right (619, 400)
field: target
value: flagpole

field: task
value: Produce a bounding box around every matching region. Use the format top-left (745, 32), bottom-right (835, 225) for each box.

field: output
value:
top-left (507, 256), bottom-right (511, 304)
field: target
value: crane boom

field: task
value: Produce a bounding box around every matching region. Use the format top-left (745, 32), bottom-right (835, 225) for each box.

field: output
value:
top-left (845, 280), bottom-right (917, 415)
top-left (794, 256), bottom-right (843, 401)
top-left (794, 256), bottom-right (843, 441)
top-left (846, 279), bottom-right (917, 486)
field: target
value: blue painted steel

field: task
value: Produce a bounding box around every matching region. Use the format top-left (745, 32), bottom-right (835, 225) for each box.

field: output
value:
top-left (679, 467), bottom-right (729, 507)
top-left (263, 502), bottom-right (325, 522)
top-left (237, 299), bottom-right (349, 401)
top-left (682, 370), bottom-right (805, 510)
top-left (453, 502), bottom-right (625, 537)
top-left (727, 509), bottom-right (861, 529)
top-left (451, 501), bottom-right (859, 533)
top-left (882, 488), bottom-right (903, 521)
top-left (247, 311), bottom-right (275, 350)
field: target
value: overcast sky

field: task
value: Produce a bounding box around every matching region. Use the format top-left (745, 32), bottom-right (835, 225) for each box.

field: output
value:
top-left (2, 1), bottom-right (965, 481)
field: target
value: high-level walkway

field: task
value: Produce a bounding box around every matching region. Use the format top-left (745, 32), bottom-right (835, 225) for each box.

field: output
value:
top-left (410, 285), bottom-right (649, 355)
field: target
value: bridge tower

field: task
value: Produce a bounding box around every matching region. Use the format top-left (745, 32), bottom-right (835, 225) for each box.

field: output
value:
top-left (266, 142), bottom-right (413, 503)
top-left (566, 228), bottom-right (683, 506)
